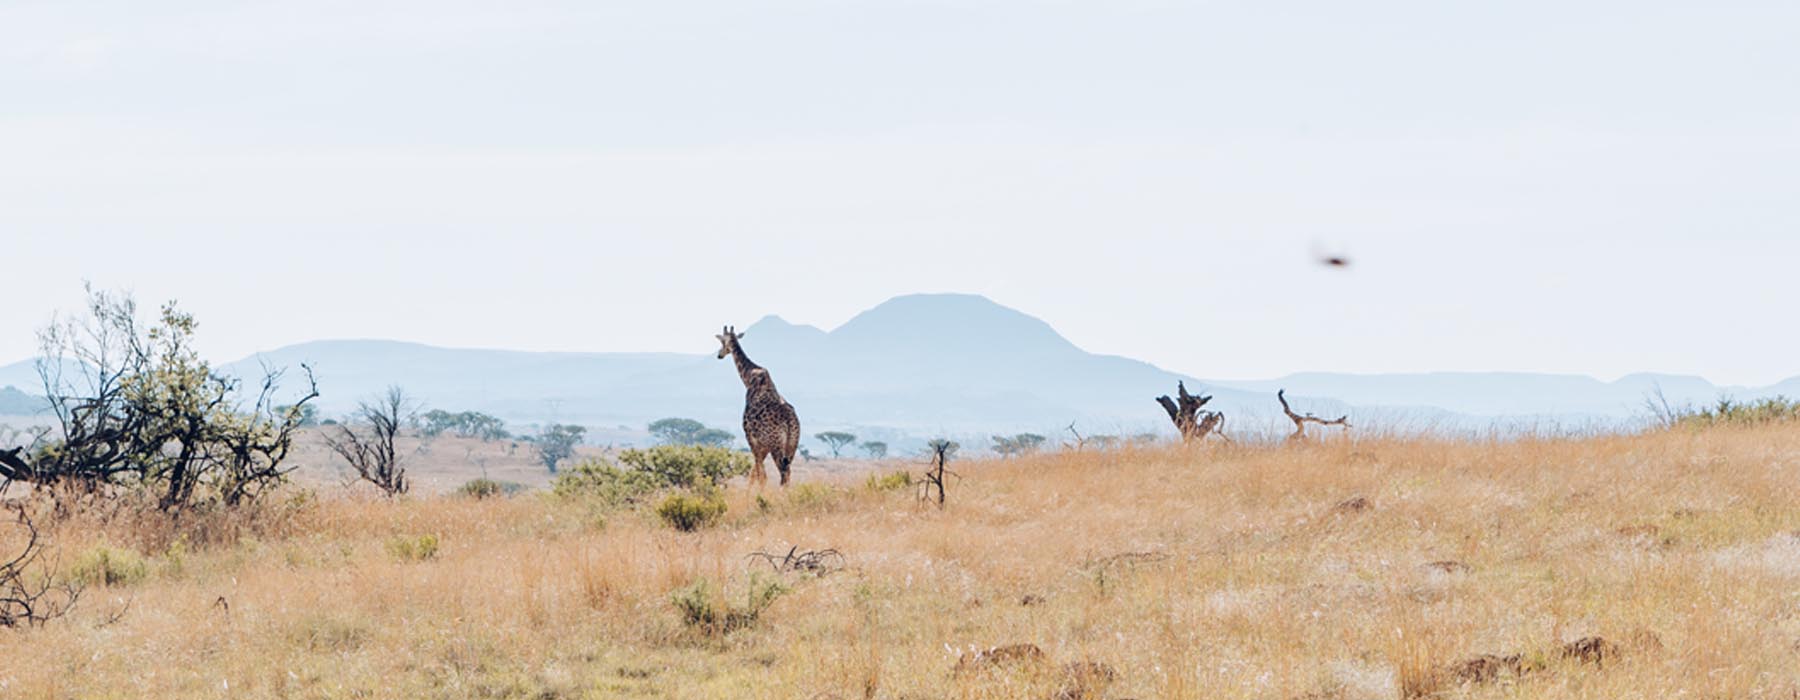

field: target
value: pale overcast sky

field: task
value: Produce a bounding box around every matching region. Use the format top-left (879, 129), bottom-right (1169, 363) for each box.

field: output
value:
top-left (1, 1), bottom-right (1795, 386)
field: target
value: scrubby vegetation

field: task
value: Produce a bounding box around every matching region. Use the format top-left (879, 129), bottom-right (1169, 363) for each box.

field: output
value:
top-left (2, 401), bottom-right (1799, 697)
top-left (654, 490), bottom-right (728, 532)
top-left (552, 444), bottom-right (751, 507)
top-left (1668, 395), bottom-right (1800, 428)
top-left (455, 478), bottom-right (525, 499)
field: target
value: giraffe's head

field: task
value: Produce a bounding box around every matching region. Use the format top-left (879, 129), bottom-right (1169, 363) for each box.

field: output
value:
top-left (715, 325), bottom-right (744, 359)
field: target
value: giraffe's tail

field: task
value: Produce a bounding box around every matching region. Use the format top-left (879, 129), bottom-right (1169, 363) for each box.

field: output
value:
top-left (775, 450), bottom-right (794, 486)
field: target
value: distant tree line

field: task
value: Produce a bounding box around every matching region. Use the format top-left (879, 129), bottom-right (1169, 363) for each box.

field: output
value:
top-left (420, 409), bottom-right (510, 441)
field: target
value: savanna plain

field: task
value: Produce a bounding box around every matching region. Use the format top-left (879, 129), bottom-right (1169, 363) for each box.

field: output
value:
top-left (4, 424), bottom-right (1800, 699)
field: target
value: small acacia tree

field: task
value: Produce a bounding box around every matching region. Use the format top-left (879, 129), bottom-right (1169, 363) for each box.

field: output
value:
top-left (860, 441), bottom-right (887, 458)
top-left (815, 431), bottom-right (856, 458)
top-left (648, 418), bottom-right (734, 447)
top-left (325, 386), bottom-right (415, 497)
top-left (535, 424), bottom-right (586, 473)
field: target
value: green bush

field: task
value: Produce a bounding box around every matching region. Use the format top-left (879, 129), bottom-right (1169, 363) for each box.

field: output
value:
top-left (618, 445), bottom-right (752, 489)
top-left (552, 459), bottom-right (662, 505)
top-left (669, 574), bottom-right (788, 635)
top-left (386, 534), bottom-right (440, 562)
top-left (553, 445), bottom-right (752, 507)
top-left (69, 544), bottom-right (148, 587)
top-left (864, 471), bottom-right (912, 492)
top-left (456, 478), bottom-right (525, 499)
top-left (656, 490), bottom-right (728, 532)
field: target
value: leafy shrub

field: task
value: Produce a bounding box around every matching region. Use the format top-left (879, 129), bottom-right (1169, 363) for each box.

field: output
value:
top-left (552, 445), bottom-right (751, 507)
top-left (669, 574), bottom-right (788, 635)
top-left (864, 471), bottom-right (912, 492)
top-left (386, 534), bottom-right (440, 562)
top-left (69, 544), bottom-right (148, 587)
top-left (618, 445), bottom-right (751, 490)
top-left (552, 460), bottom-right (662, 506)
top-left (456, 478), bottom-right (525, 499)
top-left (656, 491), bottom-right (727, 532)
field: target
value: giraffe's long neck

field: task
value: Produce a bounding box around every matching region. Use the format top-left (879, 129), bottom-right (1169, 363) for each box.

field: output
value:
top-left (731, 344), bottom-right (763, 387)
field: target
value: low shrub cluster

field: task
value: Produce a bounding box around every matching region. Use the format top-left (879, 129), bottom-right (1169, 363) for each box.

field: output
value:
top-left (864, 471), bottom-right (912, 492)
top-left (1671, 396), bottom-right (1800, 428)
top-left (455, 478), bottom-right (526, 499)
top-left (655, 491), bottom-right (728, 532)
top-left (386, 534), bottom-right (440, 562)
top-left (553, 445), bottom-right (753, 529)
top-left (68, 544), bottom-right (148, 587)
top-left (669, 574), bottom-right (788, 636)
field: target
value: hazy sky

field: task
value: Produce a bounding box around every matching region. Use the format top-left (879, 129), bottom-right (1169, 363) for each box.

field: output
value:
top-left (2, 1), bottom-right (1796, 386)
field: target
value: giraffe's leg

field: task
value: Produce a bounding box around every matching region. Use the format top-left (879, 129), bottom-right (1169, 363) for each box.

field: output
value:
top-left (751, 445), bottom-right (769, 487)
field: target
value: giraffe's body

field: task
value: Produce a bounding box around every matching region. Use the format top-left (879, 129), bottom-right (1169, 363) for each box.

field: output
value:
top-left (716, 327), bottom-right (800, 486)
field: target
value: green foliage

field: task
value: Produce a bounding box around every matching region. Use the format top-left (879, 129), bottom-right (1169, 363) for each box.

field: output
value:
top-left (655, 490), bottom-right (728, 531)
top-left (533, 424), bottom-right (587, 473)
top-left (421, 410), bottom-right (509, 441)
top-left (552, 460), bottom-right (662, 506)
top-left (1669, 396), bottom-right (1800, 429)
top-left (553, 445), bottom-right (750, 518)
top-left (69, 544), bottom-right (148, 587)
top-left (864, 470), bottom-right (912, 492)
top-left (669, 574), bottom-right (788, 635)
top-left (618, 445), bottom-right (751, 490)
top-left (815, 431), bottom-right (857, 458)
top-left (456, 478), bottom-right (525, 499)
top-left (859, 440), bottom-right (888, 458)
top-left (386, 534), bottom-right (440, 562)
top-left (648, 418), bottom-right (735, 447)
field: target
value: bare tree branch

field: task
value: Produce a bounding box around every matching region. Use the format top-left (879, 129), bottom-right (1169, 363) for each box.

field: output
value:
top-left (325, 386), bottom-right (412, 497)
top-left (1278, 389), bottom-right (1350, 442)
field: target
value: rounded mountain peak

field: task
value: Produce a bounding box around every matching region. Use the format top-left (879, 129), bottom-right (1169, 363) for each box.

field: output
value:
top-left (829, 293), bottom-right (1079, 355)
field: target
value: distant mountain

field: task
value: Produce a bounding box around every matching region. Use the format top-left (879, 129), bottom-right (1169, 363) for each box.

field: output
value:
top-left (0, 386), bottom-right (46, 416)
top-left (214, 294), bottom-right (1323, 440)
top-left (5, 293), bottom-right (1793, 444)
top-left (0, 360), bottom-right (43, 392)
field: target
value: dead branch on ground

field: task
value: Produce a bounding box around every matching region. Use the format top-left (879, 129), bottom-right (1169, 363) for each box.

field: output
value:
top-left (746, 546), bottom-right (846, 575)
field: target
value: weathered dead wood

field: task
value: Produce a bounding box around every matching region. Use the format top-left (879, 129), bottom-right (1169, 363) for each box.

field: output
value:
top-left (919, 440), bottom-right (959, 508)
top-left (746, 545), bottom-right (846, 575)
top-left (1155, 381), bottom-right (1225, 442)
top-left (1278, 389), bottom-right (1349, 442)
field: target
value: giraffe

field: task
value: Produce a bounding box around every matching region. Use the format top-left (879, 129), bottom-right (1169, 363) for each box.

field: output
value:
top-left (715, 326), bottom-right (801, 487)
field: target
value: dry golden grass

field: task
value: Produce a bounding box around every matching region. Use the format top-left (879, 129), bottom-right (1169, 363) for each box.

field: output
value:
top-left (4, 425), bottom-right (1800, 698)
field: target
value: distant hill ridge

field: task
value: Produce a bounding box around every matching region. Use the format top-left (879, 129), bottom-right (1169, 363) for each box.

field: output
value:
top-left (0, 294), bottom-right (1792, 435)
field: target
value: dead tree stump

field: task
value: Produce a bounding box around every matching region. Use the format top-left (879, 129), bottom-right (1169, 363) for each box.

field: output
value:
top-left (1155, 381), bottom-right (1224, 442)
